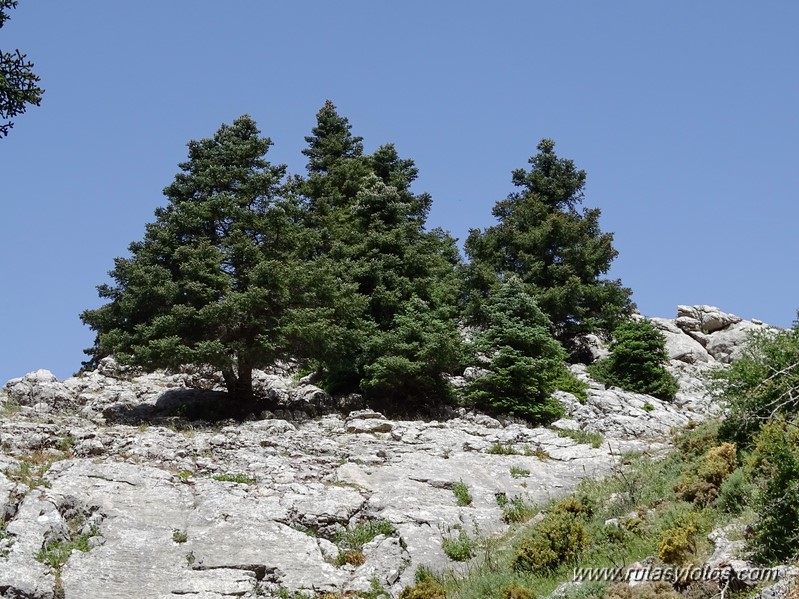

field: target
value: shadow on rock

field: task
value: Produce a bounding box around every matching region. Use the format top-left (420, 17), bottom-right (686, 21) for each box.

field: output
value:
top-left (101, 388), bottom-right (270, 425)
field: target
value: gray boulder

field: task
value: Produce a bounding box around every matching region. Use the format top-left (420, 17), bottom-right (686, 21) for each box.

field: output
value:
top-left (4, 370), bottom-right (77, 412)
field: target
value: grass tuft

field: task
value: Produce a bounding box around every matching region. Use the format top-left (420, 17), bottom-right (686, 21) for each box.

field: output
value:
top-left (452, 480), bottom-right (473, 506)
top-left (556, 428), bottom-right (604, 449)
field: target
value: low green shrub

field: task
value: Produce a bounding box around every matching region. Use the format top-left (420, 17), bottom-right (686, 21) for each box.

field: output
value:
top-left (488, 442), bottom-right (521, 455)
top-left (715, 467), bottom-right (754, 514)
top-left (172, 529), bottom-right (188, 543)
top-left (442, 529), bottom-right (476, 562)
top-left (399, 580), bottom-right (446, 599)
top-left (513, 505), bottom-right (589, 573)
top-left (553, 370), bottom-right (589, 403)
top-left (503, 582), bottom-right (535, 599)
top-left (715, 324), bottom-right (799, 446)
top-left (674, 442), bottom-right (737, 506)
top-left (745, 417), bottom-right (799, 564)
top-left (675, 421), bottom-right (720, 459)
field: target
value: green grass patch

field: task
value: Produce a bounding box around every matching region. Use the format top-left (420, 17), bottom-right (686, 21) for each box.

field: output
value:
top-left (400, 425), bottom-right (750, 598)
top-left (510, 466), bottom-right (531, 478)
top-left (556, 428), bottom-right (604, 449)
top-left (54, 435), bottom-right (76, 453)
top-left (334, 519), bottom-right (395, 566)
top-left (524, 445), bottom-right (551, 461)
top-left (4, 454), bottom-right (54, 489)
top-left (172, 529), bottom-right (188, 544)
top-left (212, 472), bottom-right (256, 484)
top-left (35, 510), bottom-right (100, 573)
top-left (442, 528), bottom-right (477, 562)
top-left (487, 442), bottom-right (521, 455)
top-left (453, 480), bottom-right (473, 506)
top-left (36, 534), bottom-right (93, 570)
top-left (0, 396), bottom-right (20, 418)
top-left (501, 495), bottom-right (538, 524)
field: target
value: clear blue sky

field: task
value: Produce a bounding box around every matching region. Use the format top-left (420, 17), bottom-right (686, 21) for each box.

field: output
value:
top-left (2, 2), bottom-right (797, 384)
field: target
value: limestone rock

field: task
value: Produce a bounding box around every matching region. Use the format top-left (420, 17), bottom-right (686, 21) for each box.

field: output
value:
top-left (0, 306), bottom-right (778, 597)
top-left (4, 369), bottom-right (77, 412)
top-left (705, 320), bottom-right (763, 363)
top-left (651, 317), bottom-right (711, 364)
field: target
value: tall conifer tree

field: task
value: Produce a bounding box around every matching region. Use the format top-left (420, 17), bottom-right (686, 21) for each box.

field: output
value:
top-left (81, 116), bottom-right (297, 403)
top-left (466, 139), bottom-right (634, 359)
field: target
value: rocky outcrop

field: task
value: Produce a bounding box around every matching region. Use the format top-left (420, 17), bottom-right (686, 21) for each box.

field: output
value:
top-left (0, 398), bottom-right (655, 598)
top-left (664, 305), bottom-right (773, 364)
top-left (0, 305), bottom-right (775, 598)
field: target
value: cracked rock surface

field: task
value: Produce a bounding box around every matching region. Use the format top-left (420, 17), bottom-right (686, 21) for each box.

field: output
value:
top-left (0, 306), bottom-right (766, 598)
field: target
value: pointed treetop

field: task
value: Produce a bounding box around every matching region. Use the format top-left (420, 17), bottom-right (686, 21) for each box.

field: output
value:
top-left (510, 138), bottom-right (586, 210)
top-left (302, 100), bottom-right (364, 173)
top-left (370, 143), bottom-right (419, 192)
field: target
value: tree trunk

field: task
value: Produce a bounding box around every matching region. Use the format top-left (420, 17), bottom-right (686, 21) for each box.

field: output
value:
top-left (222, 367), bottom-right (237, 396)
top-left (222, 364), bottom-right (254, 404)
top-left (234, 364), bottom-right (254, 403)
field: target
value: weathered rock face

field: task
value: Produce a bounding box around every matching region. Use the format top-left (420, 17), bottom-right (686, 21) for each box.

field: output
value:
top-left (665, 305), bottom-right (773, 364)
top-left (0, 305), bottom-right (773, 598)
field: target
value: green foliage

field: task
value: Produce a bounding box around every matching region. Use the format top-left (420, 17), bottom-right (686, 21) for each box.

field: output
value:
top-left (553, 370), bottom-right (589, 402)
top-left (452, 480), bottom-right (472, 507)
top-left (709, 318), bottom-right (799, 563)
top-left (212, 473), bottom-right (255, 484)
top-left (296, 102), bottom-right (465, 406)
top-left (463, 278), bottom-right (568, 423)
top-left (335, 519), bottom-right (395, 566)
top-left (360, 294), bottom-right (465, 409)
top-left (657, 519), bottom-right (698, 565)
top-left (55, 435), bottom-right (76, 453)
top-left (0, 1), bottom-right (44, 137)
top-left (501, 495), bottom-right (538, 524)
top-left (556, 428), bottom-right (604, 449)
top-left (715, 467), bottom-right (754, 514)
top-left (716, 323), bottom-right (799, 446)
top-left (510, 466), bottom-right (530, 478)
top-left (442, 528), bottom-right (476, 561)
top-left (503, 583), bottom-right (535, 599)
top-left (81, 116), bottom-right (301, 403)
top-left (404, 430), bottom-right (753, 599)
top-left (0, 396), bottom-right (20, 418)
top-left (414, 565), bottom-right (441, 585)
top-left (588, 319), bottom-right (679, 400)
top-left (172, 529), bottom-right (188, 544)
top-left (513, 505), bottom-right (589, 573)
top-left (465, 139), bottom-right (634, 358)
top-left (399, 580), bottom-right (446, 599)
top-left (744, 417), bottom-right (799, 564)
top-left (674, 442), bottom-right (737, 507)
top-left (4, 456), bottom-right (52, 489)
top-left (487, 442), bottom-right (521, 455)
top-left (35, 509), bottom-right (99, 572)
top-left (36, 534), bottom-right (93, 570)
top-left (674, 421), bottom-right (720, 460)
